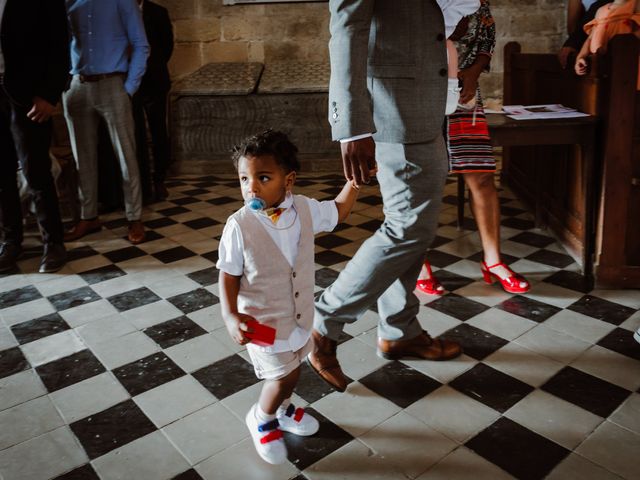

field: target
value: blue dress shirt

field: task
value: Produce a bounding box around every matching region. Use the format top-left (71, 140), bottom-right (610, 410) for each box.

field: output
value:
top-left (66, 0), bottom-right (150, 96)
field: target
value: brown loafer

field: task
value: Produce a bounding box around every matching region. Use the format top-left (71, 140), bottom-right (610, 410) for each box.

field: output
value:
top-left (64, 218), bottom-right (101, 242)
top-left (306, 329), bottom-right (348, 392)
top-left (377, 330), bottom-right (462, 361)
top-left (127, 220), bottom-right (146, 244)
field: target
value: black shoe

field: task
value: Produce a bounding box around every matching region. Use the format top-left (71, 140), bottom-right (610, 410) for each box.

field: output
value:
top-left (0, 243), bottom-right (22, 273)
top-left (39, 243), bottom-right (67, 273)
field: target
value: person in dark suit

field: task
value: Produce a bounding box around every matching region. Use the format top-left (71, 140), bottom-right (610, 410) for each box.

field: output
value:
top-left (0, 0), bottom-right (70, 273)
top-left (134, 0), bottom-right (174, 201)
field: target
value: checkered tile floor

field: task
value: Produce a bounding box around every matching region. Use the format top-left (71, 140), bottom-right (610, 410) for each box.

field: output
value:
top-left (1, 175), bottom-right (639, 480)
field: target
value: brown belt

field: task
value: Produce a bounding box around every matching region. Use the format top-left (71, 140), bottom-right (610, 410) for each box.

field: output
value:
top-left (78, 72), bottom-right (125, 83)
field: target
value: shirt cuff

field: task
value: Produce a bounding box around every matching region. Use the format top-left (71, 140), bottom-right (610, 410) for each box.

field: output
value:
top-left (340, 133), bottom-right (373, 143)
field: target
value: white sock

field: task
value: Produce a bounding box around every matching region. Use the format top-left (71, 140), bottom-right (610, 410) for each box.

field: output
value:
top-left (277, 398), bottom-right (292, 417)
top-left (448, 77), bottom-right (460, 90)
top-left (255, 404), bottom-right (276, 425)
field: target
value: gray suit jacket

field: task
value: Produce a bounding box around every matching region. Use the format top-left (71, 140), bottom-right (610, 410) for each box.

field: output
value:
top-left (328, 0), bottom-right (448, 144)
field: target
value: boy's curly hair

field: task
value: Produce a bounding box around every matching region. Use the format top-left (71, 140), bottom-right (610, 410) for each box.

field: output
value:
top-left (231, 130), bottom-right (301, 173)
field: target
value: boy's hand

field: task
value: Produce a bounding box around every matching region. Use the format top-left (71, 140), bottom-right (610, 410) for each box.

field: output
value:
top-left (575, 57), bottom-right (589, 76)
top-left (224, 312), bottom-right (256, 345)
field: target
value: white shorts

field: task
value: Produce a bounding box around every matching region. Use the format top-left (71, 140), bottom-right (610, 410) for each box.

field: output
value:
top-left (247, 338), bottom-right (313, 380)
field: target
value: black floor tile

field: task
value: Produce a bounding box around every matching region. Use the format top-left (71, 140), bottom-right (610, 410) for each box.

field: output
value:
top-left (466, 417), bottom-right (570, 480)
top-left (65, 246), bottom-right (101, 262)
top-left (283, 406), bottom-right (354, 470)
top-left (430, 235), bottom-right (452, 249)
top-left (449, 363), bottom-right (534, 413)
top-left (36, 350), bottom-right (106, 392)
top-left (206, 196), bottom-right (237, 205)
top-left (426, 294), bottom-right (489, 321)
top-left (315, 250), bottom-right (351, 267)
top-left (509, 231), bottom-right (556, 248)
top-left (543, 270), bottom-right (593, 294)
top-left (496, 295), bottom-right (561, 322)
top-left (186, 267), bottom-right (218, 287)
top-left (294, 361), bottom-right (351, 403)
top-left (357, 195), bottom-right (382, 206)
top-left (192, 354), bottom-right (259, 400)
top-left (53, 464), bottom-right (100, 480)
top-left (171, 196), bottom-right (199, 206)
top-left (315, 267), bottom-right (340, 289)
top-left (10, 313), bottom-right (70, 345)
top-left (357, 219), bottom-right (383, 232)
top-left (79, 264), bottom-right (127, 285)
top-left (144, 217), bottom-right (178, 229)
top-left (70, 399), bottom-right (156, 459)
top-left (183, 217), bottom-right (219, 229)
top-left (167, 288), bottom-right (219, 314)
top-left (152, 246), bottom-right (197, 264)
top-left (597, 328), bottom-right (640, 361)
top-left (427, 250), bottom-right (463, 268)
top-left (158, 206), bottom-right (190, 216)
top-left (0, 346), bottom-right (29, 380)
top-left (182, 188), bottom-right (210, 196)
top-left (541, 366), bottom-right (630, 417)
top-left (500, 205), bottom-right (526, 216)
top-left (48, 286), bottom-right (101, 312)
top-left (143, 316), bottom-right (207, 349)
top-left (526, 249), bottom-right (574, 269)
top-left (102, 218), bottom-right (129, 230)
top-left (451, 217), bottom-right (478, 231)
top-left (0, 285), bottom-right (42, 309)
top-left (501, 217), bottom-right (536, 230)
top-left (359, 362), bottom-right (441, 408)
top-left (171, 469), bottom-right (204, 480)
top-left (567, 295), bottom-right (636, 325)
top-left (200, 250), bottom-right (218, 264)
top-left (441, 194), bottom-right (459, 206)
top-left (113, 352), bottom-right (186, 397)
top-left (441, 323), bottom-right (508, 360)
top-left (103, 246), bottom-right (147, 264)
top-left (467, 251), bottom-right (518, 266)
top-left (431, 270), bottom-right (475, 292)
top-left (315, 234), bottom-right (352, 250)
top-left (107, 286), bottom-right (161, 312)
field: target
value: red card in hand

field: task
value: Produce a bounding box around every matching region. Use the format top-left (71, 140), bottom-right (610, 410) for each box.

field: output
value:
top-left (244, 320), bottom-right (276, 347)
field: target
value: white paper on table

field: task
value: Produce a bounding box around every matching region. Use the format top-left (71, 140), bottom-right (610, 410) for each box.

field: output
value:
top-left (502, 104), bottom-right (589, 120)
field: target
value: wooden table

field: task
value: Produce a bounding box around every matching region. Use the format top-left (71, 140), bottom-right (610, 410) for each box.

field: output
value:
top-left (455, 113), bottom-right (598, 277)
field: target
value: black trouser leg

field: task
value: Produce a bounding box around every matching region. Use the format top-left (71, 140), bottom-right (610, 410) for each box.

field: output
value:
top-left (143, 92), bottom-right (171, 183)
top-left (132, 94), bottom-right (152, 199)
top-left (9, 96), bottom-right (63, 245)
top-left (0, 91), bottom-right (22, 245)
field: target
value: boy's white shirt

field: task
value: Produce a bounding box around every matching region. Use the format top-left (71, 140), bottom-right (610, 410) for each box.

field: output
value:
top-left (436, 0), bottom-right (481, 37)
top-left (217, 192), bottom-right (338, 353)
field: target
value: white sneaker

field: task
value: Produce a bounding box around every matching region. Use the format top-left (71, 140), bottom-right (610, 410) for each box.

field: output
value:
top-left (277, 404), bottom-right (319, 436)
top-left (245, 404), bottom-right (287, 465)
top-left (634, 327), bottom-right (640, 345)
top-left (445, 78), bottom-right (461, 115)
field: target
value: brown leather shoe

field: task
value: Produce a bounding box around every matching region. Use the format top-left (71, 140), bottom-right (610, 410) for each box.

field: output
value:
top-left (378, 331), bottom-right (462, 361)
top-left (306, 330), bottom-right (348, 392)
top-left (64, 218), bottom-right (101, 242)
top-left (127, 220), bottom-right (146, 244)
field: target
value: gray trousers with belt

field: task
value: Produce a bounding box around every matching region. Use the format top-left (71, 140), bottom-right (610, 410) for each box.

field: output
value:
top-left (314, 138), bottom-right (448, 341)
top-left (63, 75), bottom-right (142, 221)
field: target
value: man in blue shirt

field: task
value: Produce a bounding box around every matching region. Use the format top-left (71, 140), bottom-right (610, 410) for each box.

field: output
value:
top-left (63, 0), bottom-right (150, 244)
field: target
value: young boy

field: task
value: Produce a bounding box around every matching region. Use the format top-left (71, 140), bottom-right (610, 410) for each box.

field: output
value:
top-left (216, 130), bottom-right (359, 465)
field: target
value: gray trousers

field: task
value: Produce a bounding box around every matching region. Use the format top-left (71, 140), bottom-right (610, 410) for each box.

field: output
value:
top-left (63, 75), bottom-right (142, 221)
top-left (314, 138), bottom-right (448, 341)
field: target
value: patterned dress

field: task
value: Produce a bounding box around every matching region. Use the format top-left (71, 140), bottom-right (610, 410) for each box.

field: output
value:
top-left (446, 0), bottom-right (496, 173)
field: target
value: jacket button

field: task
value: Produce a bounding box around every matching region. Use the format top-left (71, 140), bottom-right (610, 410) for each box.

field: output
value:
top-left (295, 292), bottom-right (299, 298)
top-left (439, 68), bottom-right (447, 77)
top-left (296, 314), bottom-right (301, 319)
top-left (292, 272), bottom-right (297, 278)
top-left (437, 33), bottom-right (445, 41)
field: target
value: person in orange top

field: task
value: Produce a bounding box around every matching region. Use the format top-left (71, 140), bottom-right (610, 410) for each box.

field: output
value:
top-left (575, 0), bottom-right (640, 89)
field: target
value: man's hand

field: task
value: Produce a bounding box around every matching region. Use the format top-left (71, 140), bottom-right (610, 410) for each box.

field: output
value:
top-left (27, 97), bottom-right (55, 123)
top-left (340, 136), bottom-right (376, 187)
top-left (224, 312), bottom-right (256, 345)
top-left (557, 46), bottom-right (577, 69)
top-left (458, 66), bottom-right (481, 104)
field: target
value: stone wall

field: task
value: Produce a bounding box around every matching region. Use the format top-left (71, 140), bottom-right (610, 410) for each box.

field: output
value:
top-left (157, 0), bottom-right (568, 102)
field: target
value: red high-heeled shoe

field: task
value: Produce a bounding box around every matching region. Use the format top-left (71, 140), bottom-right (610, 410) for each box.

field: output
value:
top-left (416, 261), bottom-right (445, 295)
top-left (481, 261), bottom-right (530, 294)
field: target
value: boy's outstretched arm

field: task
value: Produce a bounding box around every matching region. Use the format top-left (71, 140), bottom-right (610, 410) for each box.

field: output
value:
top-left (219, 271), bottom-right (255, 345)
top-left (334, 180), bottom-right (360, 223)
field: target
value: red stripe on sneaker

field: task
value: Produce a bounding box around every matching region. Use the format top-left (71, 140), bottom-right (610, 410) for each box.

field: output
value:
top-left (260, 429), bottom-right (283, 444)
top-left (293, 408), bottom-right (304, 423)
